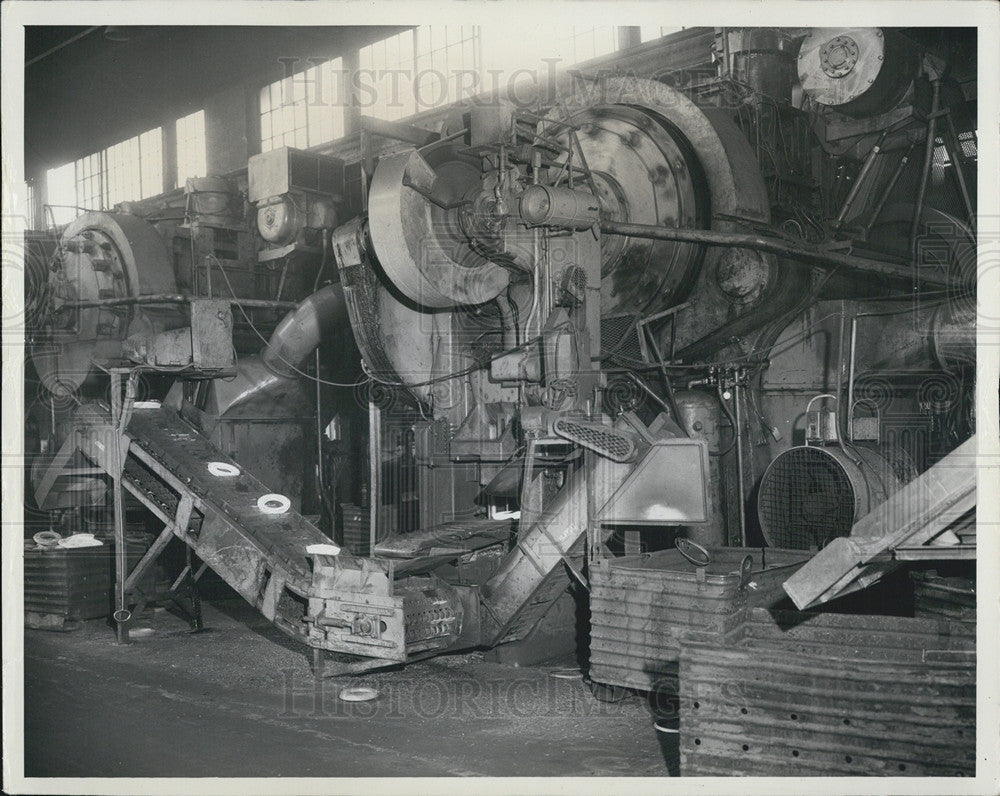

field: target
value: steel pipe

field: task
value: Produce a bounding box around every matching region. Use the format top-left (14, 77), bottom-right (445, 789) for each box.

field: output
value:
top-left (63, 293), bottom-right (301, 311)
top-left (863, 141), bottom-right (916, 235)
top-left (599, 219), bottom-right (953, 286)
top-left (834, 129), bottom-right (889, 228)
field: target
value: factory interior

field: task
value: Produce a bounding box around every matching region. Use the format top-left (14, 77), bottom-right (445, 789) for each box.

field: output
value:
top-left (13, 20), bottom-right (986, 783)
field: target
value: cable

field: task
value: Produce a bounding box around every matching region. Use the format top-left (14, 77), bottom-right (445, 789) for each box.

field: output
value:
top-left (713, 383), bottom-right (738, 457)
top-left (744, 383), bottom-right (774, 443)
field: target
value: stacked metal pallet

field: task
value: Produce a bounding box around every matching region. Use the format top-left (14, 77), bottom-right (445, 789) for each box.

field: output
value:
top-left (24, 544), bottom-right (110, 630)
top-left (679, 607), bottom-right (975, 776)
top-left (912, 570), bottom-right (976, 627)
top-left (588, 546), bottom-right (811, 692)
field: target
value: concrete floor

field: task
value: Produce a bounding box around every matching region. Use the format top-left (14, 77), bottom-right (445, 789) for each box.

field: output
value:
top-left (24, 596), bottom-right (676, 778)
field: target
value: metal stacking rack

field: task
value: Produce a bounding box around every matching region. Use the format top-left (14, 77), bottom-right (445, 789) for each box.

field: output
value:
top-left (588, 545), bottom-right (812, 693)
top-left (678, 607), bottom-right (975, 776)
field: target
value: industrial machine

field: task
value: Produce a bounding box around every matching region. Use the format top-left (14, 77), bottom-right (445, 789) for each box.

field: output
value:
top-left (26, 27), bottom-right (976, 678)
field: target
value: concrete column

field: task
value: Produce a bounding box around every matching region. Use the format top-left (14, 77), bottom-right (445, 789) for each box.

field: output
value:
top-left (617, 26), bottom-right (642, 51)
top-left (204, 84), bottom-right (252, 175)
top-left (161, 120), bottom-right (178, 191)
top-left (342, 48), bottom-right (362, 138)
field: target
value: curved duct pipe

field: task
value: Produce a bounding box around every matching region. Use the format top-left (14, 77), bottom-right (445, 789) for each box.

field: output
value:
top-left (262, 283), bottom-right (349, 378)
top-left (190, 283), bottom-right (354, 421)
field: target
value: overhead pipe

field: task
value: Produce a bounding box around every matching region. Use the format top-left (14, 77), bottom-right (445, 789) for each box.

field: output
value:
top-left (64, 293), bottom-right (300, 311)
top-left (599, 219), bottom-right (954, 287)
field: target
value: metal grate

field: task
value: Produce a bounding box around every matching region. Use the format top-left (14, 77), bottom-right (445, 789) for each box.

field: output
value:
top-left (758, 447), bottom-right (856, 549)
top-left (601, 313), bottom-right (644, 362)
top-left (341, 504), bottom-right (370, 557)
top-left (553, 418), bottom-right (636, 462)
top-left (957, 130), bottom-right (977, 161)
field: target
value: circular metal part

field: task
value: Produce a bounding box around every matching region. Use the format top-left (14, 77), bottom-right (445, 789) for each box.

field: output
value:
top-left (819, 35), bottom-right (860, 78)
top-left (798, 28), bottom-right (918, 118)
top-left (546, 101), bottom-right (711, 317)
top-left (757, 444), bottom-right (901, 549)
top-left (31, 212), bottom-right (182, 395)
top-left (675, 537), bottom-right (711, 567)
top-left (257, 493), bottom-right (291, 514)
top-left (33, 530), bottom-right (62, 547)
top-left (548, 75), bottom-right (775, 356)
top-left (367, 147), bottom-right (510, 308)
top-left (931, 303), bottom-right (976, 372)
top-left (715, 247), bottom-right (770, 301)
top-left (353, 76), bottom-right (775, 405)
top-left (548, 667), bottom-right (583, 680)
top-left (207, 461), bottom-right (241, 477)
top-left (257, 197), bottom-right (302, 244)
top-left (338, 686), bottom-right (379, 702)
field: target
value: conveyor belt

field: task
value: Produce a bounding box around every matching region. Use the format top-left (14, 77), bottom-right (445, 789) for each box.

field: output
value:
top-left (125, 406), bottom-right (329, 588)
top-left (62, 401), bottom-right (646, 667)
top-left (71, 403), bottom-right (407, 661)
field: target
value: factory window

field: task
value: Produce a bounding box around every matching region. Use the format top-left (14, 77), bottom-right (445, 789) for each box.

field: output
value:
top-left (478, 25), bottom-right (623, 94)
top-left (25, 182), bottom-right (37, 229)
top-left (552, 26), bottom-right (619, 64)
top-left (358, 27), bottom-right (481, 121)
top-left (106, 128), bottom-right (163, 205)
top-left (137, 129), bottom-right (164, 197)
top-left (176, 110), bottom-right (207, 184)
top-left (259, 58), bottom-right (346, 152)
top-left (42, 127), bottom-right (163, 226)
top-left (76, 151), bottom-right (104, 212)
top-left (45, 162), bottom-right (76, 225)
